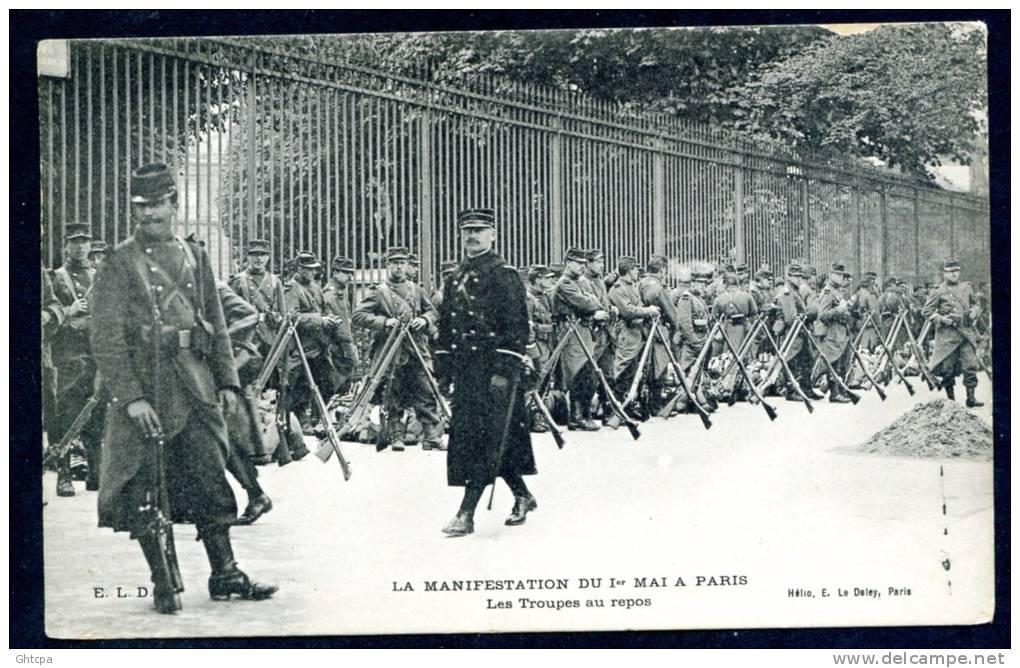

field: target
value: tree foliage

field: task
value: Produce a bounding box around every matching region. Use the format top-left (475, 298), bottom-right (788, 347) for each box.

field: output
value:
top-left (732, 23), bottom-right (987, 178)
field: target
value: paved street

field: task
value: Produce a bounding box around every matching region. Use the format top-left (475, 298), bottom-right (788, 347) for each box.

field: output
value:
top-left (43, 382), bottom-right (994, 639)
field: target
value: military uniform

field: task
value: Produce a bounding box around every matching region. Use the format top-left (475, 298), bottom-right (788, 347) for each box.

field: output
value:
top-left (877, 279), bottom-right (909, 348)
top-left (351, 247), bottom-right (442, 449)
top-left (435, 209), bottom-right (536, 537)
top-left (91, 163), bottom-right (274, 614)
top-left (921, 261), bottom-right (983, 405)
top-left (607, 257), bottom-right (657, 402)
top-left (51, 223), bottom-right (107, 494)
top-left (674, 279), bottom-right (711, 374)
top-left (228, 240), bottom-right (286, 354)
top-left (711, 276), bottom-right (758, 355)
top-left (552, 248), bottom-right (606, 429)
top-left (322, 257), bottom-right (360, 396)
top-left (637, 256), bottom-right (680, 412)
top-left (284, 252), bottom-right (336, 432)
top-left (851, 274), bottom-right (881, 351)
top-left (42, 265), bottom-right (65, 453)
top-left (809, 263), bottom-right (854, 401)
top-left (580, 250), bottom-right (615, 420)
top-left (771, 264), bottom-right (817, 400)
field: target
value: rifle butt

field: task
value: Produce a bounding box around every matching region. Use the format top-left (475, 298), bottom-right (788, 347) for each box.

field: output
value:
top-left (314, 441), bottom-right (334, 463)
top-left (626, 421), bottom-right (641, 441)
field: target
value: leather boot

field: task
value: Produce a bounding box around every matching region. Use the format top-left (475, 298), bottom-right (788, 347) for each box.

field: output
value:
top-left (580, 405), bottom-right (600, 431)
top-left (421, 421), bottom-right (446, 451)
top-left (802, 382), bottom-right (825, 401)
top-left (828, 376), bottom-right (852, 404)
top-left (965, 386), bottom-right (984, 408)
top-left (566, 401), bottom-right (582, 431)
top-left (943, 380), bottom-right (956, 401)
top-left (203, 530), bottom-right (277, 601)
top-left (441, 511), bottom-right (474, 537)
top-left (138, 535), bottom-right (183, 614)
top-left (234, 494), bottom-right (273, 526)
top-left (56, 462), bottom-right (75, 497)
top-left (505, 493), bottom-right (538, 526)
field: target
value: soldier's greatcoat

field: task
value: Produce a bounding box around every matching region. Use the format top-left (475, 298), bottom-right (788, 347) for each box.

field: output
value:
top-left (712, 286), bottom-right (758, 353)
top-left (91, 230), bottom-right (239, 535)
top-left (551, 272), bottom-right (603, 389)
top-left (921, 281), bottom-right (981, 376)
top-left (608, 276), bottom-right (650, 380)
top-left (436, 249), bottom-right (535, 487)
top-left (773, 281), bottom-right (807, 361)
top-left (322, 277), bottom-right (360, 389)
top-left (877, 288), bottom-right (909, 347)
top-left (852, 285), bottom-right (882, 350)
top-left (811, 283), bottom-right (852, 364)
top-left (229, 269), bottom-right (286, 350)
top-left (674, 285), bottom-right (711, 372)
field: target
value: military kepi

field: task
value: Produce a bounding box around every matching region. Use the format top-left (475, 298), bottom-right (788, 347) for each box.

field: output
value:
top-left (295, 250), bottom-right (321, 268)
top-left (88, 240), bottom-right (107, 256)
top-left (247, 239), bottom-right (271, 255)
top-left (563, 247), bottom-right (587, 263)
top-left (386, 246), bottom-right (410, 262)
top-left (943, 260), bottom-right (961, 271)
top-left (131, 162), bottom-right (177, 203)
top-left (458, 208), bottom-right (495, 229)
top-left (64, 222), bottom-right (92, 241)
top-left (331, 255), bottom-right (355, 272)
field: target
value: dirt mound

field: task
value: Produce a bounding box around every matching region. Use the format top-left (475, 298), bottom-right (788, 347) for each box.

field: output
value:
top-left (857, 399), bottom-right (993, 461)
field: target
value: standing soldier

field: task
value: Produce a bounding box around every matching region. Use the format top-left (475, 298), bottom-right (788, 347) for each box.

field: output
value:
top-left (877, 276), bottom-right (908, 347)
top-left (42, 265), bottom-right (65, 458)
top-left (800, 266), bottom-right (819, 304)
top-left (91, 163), bottom-right (275, 614)
top-left (229, 239), bottom-right (287, 359)
top-left (711, 272), bottom-right (758, 355)
top-left (772, 263), bottom-right (822, 401)
top-left (51, 222), bottom-right (105, 496)
top-left (580, 249), bottom-right (615, 423)
top-left (749, 267), bottom-right (774, 314)
top-left (434, 208), bottom-right (536, 536)
top-left (407, 253), bottom-right (421, 286)
top-left (810, 263), bottom-right (854, 403)
top-left (852, 271), bottom-right (882, 351)
top-left (921, 261), bottom-right (984, 407)
top-left (351, 246), bottom-right (443, 451)
top-left (638, 254), bottom-right (680, 415)
top-left (607, 256), bottom-right (659, 427)
top-left (283, 251), bottom-right (334, 442)
top-left (673, 266), bottom-right (712, 377)
top-left (322, 256), bottom-right (360, 397)
top-left (525, 265), bottom-right (556, 369)
top-left (88, 240), bottom-right (107, 271)
top-left (552, 247), bottom-right (611, 431)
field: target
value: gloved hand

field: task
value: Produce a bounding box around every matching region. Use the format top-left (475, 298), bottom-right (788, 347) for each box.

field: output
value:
top-left (384, 317), bottom-right (400, 329)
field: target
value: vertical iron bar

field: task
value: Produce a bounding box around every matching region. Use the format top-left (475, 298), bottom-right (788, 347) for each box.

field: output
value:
top-left (247, 52), bottom-right (257, 249)
top-left (913, 187), bottom-right (921, 285)
top-left (113, 49), bottom-right (120, 243)
top-left (73, 46), bottom-right (80, 223)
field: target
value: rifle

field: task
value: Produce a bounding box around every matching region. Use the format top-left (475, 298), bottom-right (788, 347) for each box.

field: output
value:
top-left (526, 389), bottom-right (566, 449)
top-left (796, 315), bottom-right (861, 404)
top-left (270, 316), bottom-right (352, 480)
top-left (565, 319), bottom-right (641, 440)
top-left (138, 289), bottom-right (183, 611)
top-left (403, 329), bottom-right (452, 421)
top-left (901, 315), bottom-right (939, 391)
top-left (841, 320), bottom-right (888, 401)
top-left (717, 315), bottom-right (765, 402)
top-left (872, 311), bottom-right (905, 384)
top-left (757, 319), bottom-right (813, 413)
top-left (621, 315), bottom-right (660, 409)
top-left (657, 322), bottom-right (718, 418)
top-left (651, 322), bottom-right (713, 429)
top-left (43, 392), bottom-right (101, 469)
top-left (716, 321), bottom-right (777, 421)
top-left (864, 311), bottom-right (915, 396)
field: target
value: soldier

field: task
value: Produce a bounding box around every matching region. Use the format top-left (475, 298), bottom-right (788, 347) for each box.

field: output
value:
top-left (42, 265), bottom-right (65, 458)
top-left (228, 239), bottom-right (287, 358)
top-left (434, 208), bottom-right (536, 536)
top-left (638, 254), bottom-right (680, 415)
top-left (91, 163), bottom-right (275, 614)
top-left (921, 261), bottom-right (984, 407)
top-left (735, 262), bottom-right (751, 290)
top-left (673, 266), bottom-right (712, 376)
top-left (525, 265), bottom-right (556, 369)
top-left (580, 249), bottom-right (615, 422)
top-left (877, 276), bottom-right (908, 347)
top-left (407, 253), bottom-right (421, 285)
top-left (322, 256), bottom-right (361, 397)
top-left (552, 247), bottom-right (611, 430)
top-left (282, 251), bottom-right (335, 443)
top-left (351, 246), bottom-right (443, 451)
top-left (216, 281), bottom-right (274, 526)
top-left (772, 263), bottom-right (823, 402)
top-left (749, 268), bottom-right (774, 312)
top-left (51, 222), bottom-right (106, 496)
top-left (607, 256), bottom-right (659, 427)
top-left (88, 240), bottom-right (107, 271)
top-left (431, 260), bottom-right (459, 309)
top-left (711, 272), bottom-right (758, 355)
top-left (800, 266), bottom-right (818, 303)
top-left (851, 271), bottom-right (882, 351)
top-left (809, 262), bottom-right (854, 403)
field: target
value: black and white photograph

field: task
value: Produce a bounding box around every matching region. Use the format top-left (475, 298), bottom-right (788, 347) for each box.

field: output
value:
top-left (24, 14), bottom-right (1003, 644)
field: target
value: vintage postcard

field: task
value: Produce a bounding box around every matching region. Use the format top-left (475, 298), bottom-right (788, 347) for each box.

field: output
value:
top-left (37, 21), bottom-right (994, 639)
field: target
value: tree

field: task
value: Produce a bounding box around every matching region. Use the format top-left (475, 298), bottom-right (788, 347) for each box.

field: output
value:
top-left (733, 23), bottom-right (988, 179)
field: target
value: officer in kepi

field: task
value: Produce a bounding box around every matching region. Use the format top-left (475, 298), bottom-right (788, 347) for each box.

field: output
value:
top-left (922, 260), bottom-right (984, 408)
top-left (434, 208), bottom-right (537, 537)
top-left (90, 163), bottom-right (276, 614)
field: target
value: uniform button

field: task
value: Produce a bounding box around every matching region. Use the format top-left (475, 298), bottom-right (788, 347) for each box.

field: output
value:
top-left (470, 329), bottom-right (476, 334)
top-left (156, 285), bottom-right (164, 292)
top-left (451, 344), bottom-right (457, 350)
top-left (187, 283), bottom-right (193, 289)
top-left (149, 266), bottom-right (156, 272)
top-left (145, 248), bottom-right (153, 254)
top-left (468, 310), bottom-right (474, 316)
top-left (470, 345), bottom-right (477, 351)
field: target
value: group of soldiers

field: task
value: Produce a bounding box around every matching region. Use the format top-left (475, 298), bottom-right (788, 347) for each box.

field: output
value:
top-left (40, 160), bottom-right (991, 614)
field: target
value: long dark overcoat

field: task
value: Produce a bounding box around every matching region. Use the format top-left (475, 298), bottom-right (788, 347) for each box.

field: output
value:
top-left (921, 281), bottom-right (981, 372)
top-left (436, 250), bottom-right (535, 487)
